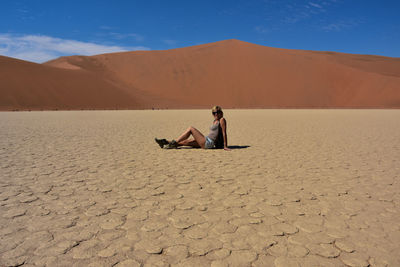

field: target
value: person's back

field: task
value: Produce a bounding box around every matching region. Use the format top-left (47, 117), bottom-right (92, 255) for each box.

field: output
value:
top-left (214, 124), bottom-right (224, 149)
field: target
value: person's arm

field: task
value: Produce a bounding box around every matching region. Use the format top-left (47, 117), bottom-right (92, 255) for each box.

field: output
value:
top-left (220, 118), bottom-right (230, 150)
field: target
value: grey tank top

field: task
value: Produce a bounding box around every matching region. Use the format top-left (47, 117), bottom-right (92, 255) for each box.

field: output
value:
top-left (207, 120), bottom-right (220, 142)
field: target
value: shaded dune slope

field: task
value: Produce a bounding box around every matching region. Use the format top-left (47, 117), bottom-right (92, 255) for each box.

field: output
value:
top-left (1, 39), bottom-right (400, 110)
top-left (0, 56), bottom-right (146, 110)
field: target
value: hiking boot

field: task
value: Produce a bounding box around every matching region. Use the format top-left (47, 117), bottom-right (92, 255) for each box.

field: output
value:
top-left (155, 138), bottom-right (169, 148)
top-left (164, 140), bottom-right (178, 149)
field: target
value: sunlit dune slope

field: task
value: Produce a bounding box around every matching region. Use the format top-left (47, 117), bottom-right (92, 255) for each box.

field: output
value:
top-left (1, 39), bottom-right (400, 110)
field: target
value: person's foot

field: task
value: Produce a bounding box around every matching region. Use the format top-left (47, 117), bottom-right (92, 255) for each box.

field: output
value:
top-left (155, 138), bottom-right (169, 148)
top-left (164, 140), bottom-right (178, 149)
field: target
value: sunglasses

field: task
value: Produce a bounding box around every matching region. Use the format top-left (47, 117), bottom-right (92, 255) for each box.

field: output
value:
top-left (212, 111), bottom-right (221, 115)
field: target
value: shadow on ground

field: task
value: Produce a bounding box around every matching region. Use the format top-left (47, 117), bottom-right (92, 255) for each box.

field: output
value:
top-left (228, 145), bottom-right (250, 149)
top-left (177, 145), bottom-right (250, 150)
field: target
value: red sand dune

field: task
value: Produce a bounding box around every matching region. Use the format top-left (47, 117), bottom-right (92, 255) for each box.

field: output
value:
top-left (1, 39), bottom-right (400, 110)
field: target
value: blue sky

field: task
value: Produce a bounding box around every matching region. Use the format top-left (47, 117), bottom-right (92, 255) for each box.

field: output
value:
top-left (1, 0), bottom-right (399, 62)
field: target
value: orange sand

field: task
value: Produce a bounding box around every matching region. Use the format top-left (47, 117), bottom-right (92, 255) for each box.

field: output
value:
top-left (1, 40), bottom-right (400, 110)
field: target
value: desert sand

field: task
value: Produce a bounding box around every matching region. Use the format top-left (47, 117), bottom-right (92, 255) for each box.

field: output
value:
top-left (2, 39), bottom-right (400, 111)
top-left (0, 109), bottom-right (399, 266)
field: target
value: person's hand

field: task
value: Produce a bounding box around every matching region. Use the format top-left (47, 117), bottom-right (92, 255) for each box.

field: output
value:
top-left (224, 147), bottom-right (231, 151)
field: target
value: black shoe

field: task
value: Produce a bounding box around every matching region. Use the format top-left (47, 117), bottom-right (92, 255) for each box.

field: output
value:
top-left (164, 140), bottom-right (178, 149)
top-left (155, 138), bottom-right (169, 148)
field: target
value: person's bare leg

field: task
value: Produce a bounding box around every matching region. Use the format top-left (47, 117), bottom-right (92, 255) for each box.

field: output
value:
top-left (188, 126), bottom-right (206, 148)
top-left (178, 139), bottom-right (201, 148)
top-left (175, 127), bottom-right (192, 143)
top-left (173, 126), bottom-right (206, 148)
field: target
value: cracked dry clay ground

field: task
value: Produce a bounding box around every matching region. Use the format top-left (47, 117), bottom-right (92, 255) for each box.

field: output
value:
top-left (0, 109), bottom-right (399, 267)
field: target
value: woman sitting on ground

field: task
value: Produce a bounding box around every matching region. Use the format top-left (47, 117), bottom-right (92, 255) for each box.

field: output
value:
top-left (155, 106), bottom-right (230, 150)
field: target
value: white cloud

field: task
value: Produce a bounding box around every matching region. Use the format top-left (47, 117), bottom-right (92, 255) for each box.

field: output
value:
top-left (308, 2), bottom-right (323, 9)
top-left (107, 32), bottom-right (144, 41)
top-left (0, 33), bottom-right (150, 63)
top-left (254, 25), bottom-right (270, 34)
top-left (280, 1), bottom-right (328, 24)
top-left (97, 27), bottom-right (145, 42)
top-left (99, 25), bottom-right (115, 30)
top-left (163, 39), bottom-right (178, 46)
top-left (321, 19), bottom-right (362, 32)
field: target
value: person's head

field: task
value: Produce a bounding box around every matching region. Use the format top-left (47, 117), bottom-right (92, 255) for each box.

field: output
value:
top-left (212, 105), bottom-right (223, 119)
